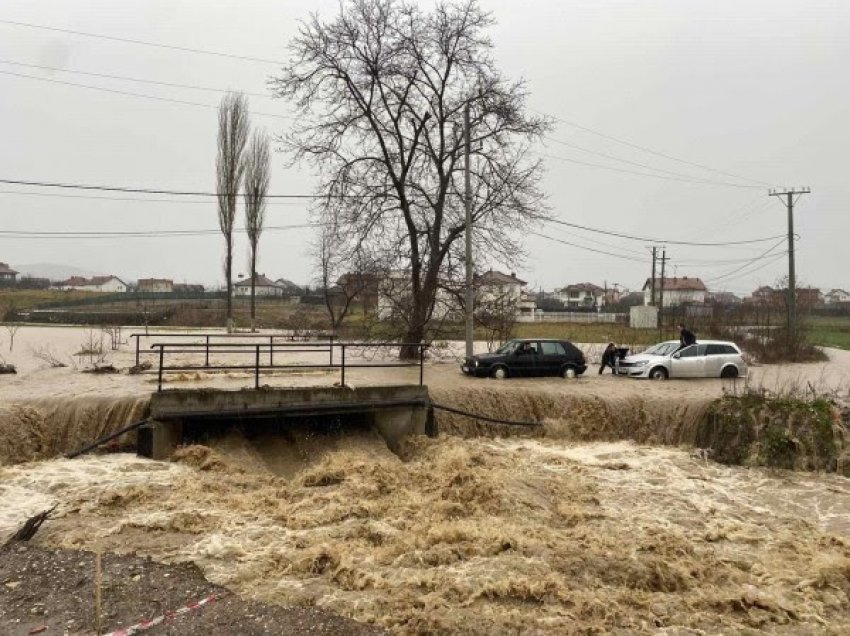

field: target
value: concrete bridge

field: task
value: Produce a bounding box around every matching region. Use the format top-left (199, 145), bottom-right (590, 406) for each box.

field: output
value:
top-left (137, 384), bottom-right (434, 460)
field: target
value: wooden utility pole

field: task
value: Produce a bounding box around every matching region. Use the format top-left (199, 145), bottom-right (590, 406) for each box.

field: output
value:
top-left (464, 102), bottom-right (474, 358)
top-left (769, 187), bottom-right (810, 333)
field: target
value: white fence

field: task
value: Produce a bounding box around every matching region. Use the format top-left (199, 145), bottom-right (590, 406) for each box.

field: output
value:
top-left (517, 312), bottom-right (625, 324)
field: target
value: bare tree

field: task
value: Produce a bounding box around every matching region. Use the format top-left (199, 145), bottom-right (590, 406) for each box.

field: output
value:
top-left (5, 324), bottom-right (21, 352)
top-left (216, 92), bottom-right (250, 333)
top-left (315, 222), bottom-right (380, 333)
top-left (243, 129), bottom-right (271, 332)
top-left (274, 0), bottom-right (549, 357)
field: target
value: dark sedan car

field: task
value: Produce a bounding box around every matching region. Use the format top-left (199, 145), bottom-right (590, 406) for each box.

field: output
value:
top-left (461, 338), bottom-right (587, 379)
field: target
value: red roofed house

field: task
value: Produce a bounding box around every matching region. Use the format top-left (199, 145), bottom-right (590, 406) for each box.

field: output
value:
top-left (234, 274), bottom-right (285, 297)
top-left (642, 277), bottom-right (707, 307)
top-left (137, 278), bottom-right (174, 293)
top-left (57, 275), bottom-right (128, 293)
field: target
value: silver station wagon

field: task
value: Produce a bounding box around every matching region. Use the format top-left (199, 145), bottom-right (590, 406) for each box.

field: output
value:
top-left (616, 340), bottom-right (747, 380)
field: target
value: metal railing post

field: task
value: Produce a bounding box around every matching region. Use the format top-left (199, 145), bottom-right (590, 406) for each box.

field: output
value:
top-left (157, 346), bottom-right (164, 392)
top-left (134, 336), bottom-right (140, 367)
top-left (329, 335), bottom-right (334, 365)
top-left (340, 344), bottom-right (346, 386)
top-left (419, 344), bottom-right (424, 386)
top-left (269, 335), bottom-right (274, 367)
top-left (204, 335), bottom-right (210, 368)
top-left (255, 344), bottom-right (261, 389)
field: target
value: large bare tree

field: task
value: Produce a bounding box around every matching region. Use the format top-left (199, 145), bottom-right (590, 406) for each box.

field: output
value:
top-left (216, 92), bottom-right (250, 332)
top-left (274, 0), bottom-right (549, 357)
top-left (243, 129), bottom-right (271, 332)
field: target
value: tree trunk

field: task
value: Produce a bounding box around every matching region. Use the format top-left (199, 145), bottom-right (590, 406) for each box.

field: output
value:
top-left (250, 248), bottom-right (257, 332)
top-left (225, 237), bottom-right (234, 333)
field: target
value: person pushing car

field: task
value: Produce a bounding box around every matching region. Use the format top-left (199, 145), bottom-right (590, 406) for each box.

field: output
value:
top-left (599, 342), bottom-right (618, 374)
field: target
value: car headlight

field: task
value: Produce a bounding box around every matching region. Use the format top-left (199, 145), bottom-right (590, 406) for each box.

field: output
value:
top-left (473, 359), bottom-right (479, 367)
top-left (633, 360), bottom-right (648, 366)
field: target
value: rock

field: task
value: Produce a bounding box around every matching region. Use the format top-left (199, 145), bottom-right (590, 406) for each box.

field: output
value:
top-left (5, 581), bottom-right (21, 589)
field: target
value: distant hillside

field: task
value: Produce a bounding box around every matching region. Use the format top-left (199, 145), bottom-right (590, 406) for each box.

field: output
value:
top-left (15, 263), bottom-right (99, 282)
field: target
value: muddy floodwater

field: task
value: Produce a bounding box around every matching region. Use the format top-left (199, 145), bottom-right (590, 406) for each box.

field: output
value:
top-left (3, 430), bottom-right (849, 635)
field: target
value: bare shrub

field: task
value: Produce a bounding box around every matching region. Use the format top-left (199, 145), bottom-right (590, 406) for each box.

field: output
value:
top-left (30, 345), bottom-right (68, 368)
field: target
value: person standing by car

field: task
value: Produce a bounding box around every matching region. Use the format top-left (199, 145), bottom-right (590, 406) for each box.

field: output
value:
top-left (677, 324), bottom-right (697, 351)
top-left (599, 342), bottom-right (618, 374)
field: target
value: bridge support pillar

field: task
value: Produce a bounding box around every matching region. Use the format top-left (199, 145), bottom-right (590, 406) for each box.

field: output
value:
top-left (137, 420), bottom-right (183, 460)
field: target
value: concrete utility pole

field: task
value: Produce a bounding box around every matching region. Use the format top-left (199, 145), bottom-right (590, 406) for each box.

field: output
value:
top-left (464, 102), bottom-right (474, 358)
top-left (649, 247), bottom-right (657, 306)
top-left (658, 248), bottom-right (668, 334)
top-left (769, 187), bottom-right (810, 333)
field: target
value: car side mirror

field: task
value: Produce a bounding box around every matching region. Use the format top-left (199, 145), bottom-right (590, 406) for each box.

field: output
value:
top-left (672, 352), bottom-right (681, 359)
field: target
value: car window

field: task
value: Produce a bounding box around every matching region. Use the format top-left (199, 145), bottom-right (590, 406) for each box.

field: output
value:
top-left (515, 341), bottom-right (538, 356)
top-left (644, 342), bottom-right (679, 356)
top-left (722, 345), bottom-right (738, 354)
top-left (496, 340), bottom-right (520, 354)
top-left (706, 344), bottom-right (739, 355)
top-left (541, 342), bottom-right (566, 355)
top-left (679, 344), bottom-right (707, 358)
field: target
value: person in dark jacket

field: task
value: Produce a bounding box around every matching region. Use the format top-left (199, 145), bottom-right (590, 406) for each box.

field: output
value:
top-left (677, 324), bottom-right (697, 350)
top-left (599, 342), bottom-right (618, 374)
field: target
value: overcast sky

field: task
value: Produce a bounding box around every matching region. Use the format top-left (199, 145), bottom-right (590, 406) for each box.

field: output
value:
top-left (0, 0), bottom-right (847, 294)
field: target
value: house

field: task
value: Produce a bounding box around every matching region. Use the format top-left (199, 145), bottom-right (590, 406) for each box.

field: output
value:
top-left (642, 277), bottom-right (707, 307)
top-left (57, 275), bottom-right (127, 293)
top-left (275, 278), bottom-right (305, 297)
top-left (0, 262), bottom-right (18, 284)
top-left (708, 291), bottom-right (742, 306)
top-left (335, 272), bottom-right (380, 313)
top-left (234, 274), bottom-right (285, 297)
top-left (750, 286), bottom-right (822, 309)
top-left (750, 286), bottom-right (776, 304)
top-left (555, 282), bottom-right (606, 309)
top-left (475, 270), bottom-right (535, 317)
top-left (824, 289), bottom-right (850, 304)
top-left (137, 278), bottom-right (174, 293)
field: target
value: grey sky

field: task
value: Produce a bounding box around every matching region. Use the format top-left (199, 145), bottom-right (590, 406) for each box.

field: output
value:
top-left (0, 0), bottom-right (846, 295)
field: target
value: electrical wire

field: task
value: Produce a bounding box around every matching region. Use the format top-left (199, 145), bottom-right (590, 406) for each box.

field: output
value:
top-left (703, 238), bottom-right (788, 284)
top-left (0, 189), bottom-right (304, 206)
top-left (0, 69), bottom-right (293, 120)
top-left (0, 59), bottom-right (274, 99)
top-left (0, 18), bottom-right (284, 65)
top-left (530, 231), bottom-right (646, 263)
top-left (544, 216), bottom-right (785, 247)
top-left (532, 107), bottom-right (774, 187)
top-left (541, 153), bottom-right (763, 189)
top-left (0, 178), bottom-right (354, 199)
top-left (0, 223), bottom-right (317, 239)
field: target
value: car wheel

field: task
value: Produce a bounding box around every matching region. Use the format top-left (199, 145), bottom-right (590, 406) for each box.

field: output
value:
top-left (562, 366), bottom-right (577, 379)
top-left (491, 366), bottom-right (508, 380)
top-left (721, 366), bottom-right (739, 379)
top-left (649, 367), bottom-right (668, 380)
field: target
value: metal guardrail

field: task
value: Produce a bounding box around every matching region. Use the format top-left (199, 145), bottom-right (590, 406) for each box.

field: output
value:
top-left (148, 340), bottom-right (426, 391)
top-left (129, 331), bottom-right (335, 367)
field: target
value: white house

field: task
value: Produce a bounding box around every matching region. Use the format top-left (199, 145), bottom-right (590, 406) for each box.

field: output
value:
top-left (235, 274), bottom-right (285, 297)
top-left (58, 275), bottom-right (127, 293)
top-left (0, 262), bottom-right (18, 284)
top-left (825, 289), bottom-right (850, 304)
top-left (555, 282), bottom-right (605, 309)
top-left (642, 277), bottom-right (707, 307)
top-left (475, 270), bottom-right (533, 318)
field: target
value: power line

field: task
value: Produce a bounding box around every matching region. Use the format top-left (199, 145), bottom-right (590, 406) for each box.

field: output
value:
top-left (531, 231), bottom-right (646, 263)
top-left (0, 18), bottom-right (283, 65)
top-left (541, 152), bottom-right (762, 190)
top-left (0, 69), bottom-right (293, 120)
top-left (0, 189), bottom-right (304, 206)
top-left (0, 223), bottom-right (318, 239)
top-left (703, 238), bottom-right (788, 284)
top-left (533, 107), bottom-right (774, 187)
top-left (0, 178), bottom-right (353, 199)
top-left (0, 59), bottom-right (274, 99)
top-left (542, 136), bottom-right (762, 189)
top-left (544, 216), bottom-right (785, 247)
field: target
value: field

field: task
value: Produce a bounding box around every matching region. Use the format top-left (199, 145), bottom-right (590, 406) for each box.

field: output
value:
top-left (806, 315), bottom-right (850, 350)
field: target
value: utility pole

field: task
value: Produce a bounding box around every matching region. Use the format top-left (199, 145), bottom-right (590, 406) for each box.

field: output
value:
top-left (658, 248), bottom-right (668, 335)
top-left (649, 247), bottom-right (657, 306)
top-left (769, 187), bottom-right (810, 334)
top-left (464, 102), bottom-right (474, 358)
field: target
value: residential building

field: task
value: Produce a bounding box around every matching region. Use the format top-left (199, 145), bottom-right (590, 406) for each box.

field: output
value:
top-left (475, 270), bottom-right (526, 305)
top-left (750, 286), bottom-right (775, 304)
top-left (824, 289), bottom-right (850, 304)
top-left (174, 283), bottom-right (205, 294)
top-left (708, 291), bottom-right (742, 305)
top-left (57, 275), bottom-right (128, 293)
top-left (0, 262), bottom-right (18, 284)
top-left (555, 282), bottom-right (605, 309)
top-left (642, 277), bottom-right (707, 307)
top-left (137, 278), bottom-right (174, 293)
top-left (275, 278), bottom-right (305, 297)
top-left (750, 286), bottom-right (822, 309)
top-left (234, 274), bottom-right (285, 297)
